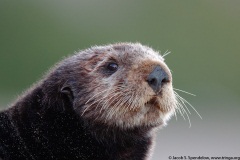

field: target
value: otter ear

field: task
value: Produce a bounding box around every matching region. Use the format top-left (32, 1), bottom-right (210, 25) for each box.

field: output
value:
top-left (61, 86), bottom-right (74, 103)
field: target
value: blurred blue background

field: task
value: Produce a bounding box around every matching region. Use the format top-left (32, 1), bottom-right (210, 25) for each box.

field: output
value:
top-left (0, 0), bottom-right (240, 159)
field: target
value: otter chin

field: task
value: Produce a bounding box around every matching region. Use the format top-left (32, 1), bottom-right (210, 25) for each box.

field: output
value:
top-left (0, 43), bottom-right (177, 160)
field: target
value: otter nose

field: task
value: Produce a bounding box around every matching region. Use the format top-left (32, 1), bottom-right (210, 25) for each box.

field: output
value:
top-left (147, 66), bottom-right (170, 93)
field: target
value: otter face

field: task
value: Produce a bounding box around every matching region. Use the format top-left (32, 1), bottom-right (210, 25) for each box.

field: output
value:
top-left (74, 43), bottom-right (177, 129)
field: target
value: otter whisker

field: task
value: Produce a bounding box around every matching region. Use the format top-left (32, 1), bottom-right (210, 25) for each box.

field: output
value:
top-left (126, 95), bottom-right (133, 110)
top-left (173, 109), bottom-right (178, 121)
top-left (103, 89), bottom-right (123, 103)
top-left (176, 98), bottom-right (192, 128)
top-left (86, 88), bottom-right (122, 108)
top-left (100, 92), bottom-right (123, 113)
top-left (174, 92), bottom-right (191, 114)
top-left (105, 95), bottom-right (125, 120)
top-left (173, 88), bottom-right (196, 97)
top-left (125, 93), bottom-right (135, 111)
top-left (85, 88), bottom-right (109, 104)
top-left (175, 102), bottom-right (186, 121)
top-left (86, 87), bottom-right (123, 105)
top-left (174, 90), bottom-right (202, 128)
top-left (119, 95), bottom-right (132, 115)
top-left (175, 92), bottom-right (202, 119)
top-left (129, 94), bottom-right (138, 110)
top-left (175, 95), bottom-right (187, 121)
top-left (124, 92), bottom-right (134, 110)
top-left (162, 50), bottom-right (171, 58)
top-left (82, 89), bottom-right (121, 116)
top-left (96, 92), bottom-right (123, 113)
top-left (85, 86), bottom-right (132, 118)
top-left (182, 108), bottom-right (191, 128)
top-left (107, 92), bottom-right (126, 117)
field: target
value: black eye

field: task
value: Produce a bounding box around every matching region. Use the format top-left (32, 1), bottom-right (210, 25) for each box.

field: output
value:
top-left (107, 63), bottom-right (118, 72)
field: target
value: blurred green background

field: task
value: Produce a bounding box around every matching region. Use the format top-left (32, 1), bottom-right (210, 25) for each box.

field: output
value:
top-left (0, 0), bottom-right (240, 159)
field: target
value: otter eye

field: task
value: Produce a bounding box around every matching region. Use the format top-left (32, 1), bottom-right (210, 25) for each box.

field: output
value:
top-left (107, 63), bottom-right (118, 72)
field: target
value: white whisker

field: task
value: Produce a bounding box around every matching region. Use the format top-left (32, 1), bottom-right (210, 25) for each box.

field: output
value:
top-left (173, 88), bottom-right (196, 96)
top-left (175, 91), bottom-right (202, 119)
top-left (173, 89), bottom-right (202, 127)
top-left (85, 89), bottom-right (108, 104)
top-left (175, 104), bottom-right (186, 120)
top-left (174, 109), bottom-right (178, 121)
top-left (177, 100), bottom-right (191, 128)
top-left (174, 92), bottom-right (191, 114)
top-left (178, 95), bottom-right (202, 119)
top-left (162, 50), bottom-right (171, 58)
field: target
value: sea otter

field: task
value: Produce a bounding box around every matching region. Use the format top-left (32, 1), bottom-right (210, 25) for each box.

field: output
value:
top-left (0, 43), bottom-right (177, 160)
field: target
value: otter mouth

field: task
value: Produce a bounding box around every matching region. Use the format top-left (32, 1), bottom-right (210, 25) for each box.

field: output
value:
top-left (144, 96), bottom-right (173, 114)
top-left (144, 97), bottom-right (160, 109)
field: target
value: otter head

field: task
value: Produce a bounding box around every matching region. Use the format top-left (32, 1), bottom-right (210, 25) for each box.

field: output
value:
top-left (55, 43), bottom-right (177, 129)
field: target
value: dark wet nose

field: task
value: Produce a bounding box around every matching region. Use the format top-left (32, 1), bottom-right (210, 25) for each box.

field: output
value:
top-left (147, 66), bottom-right (170, 93)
